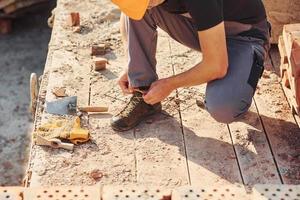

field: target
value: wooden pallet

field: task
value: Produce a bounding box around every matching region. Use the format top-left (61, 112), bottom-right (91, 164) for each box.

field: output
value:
top-left (25, 0), bottom-right (300, 190)
top-left (279, 24), bottom-right (300, 115)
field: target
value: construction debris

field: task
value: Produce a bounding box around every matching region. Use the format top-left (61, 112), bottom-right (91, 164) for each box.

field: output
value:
top-left (279, 24), bottom-right (300, 115)
top-left (72, 25), bottom-right (81, 33)
top-left (93, 57), bottom-right (108, 71)
top-left (67, 12), bottom-right (80, 27)
top-left (90, 169), bottom-right (103, 182)
top-left (52, 87), bottom-right (67, 97)
top-left (91, 44), bottom-right (109, 56)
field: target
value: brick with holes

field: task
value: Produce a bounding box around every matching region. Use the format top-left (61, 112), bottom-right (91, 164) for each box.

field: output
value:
top-left (172, 185), bottom-right (250, 200)
top-left (252, 184), bottom-right (300, 199)
top-left (102, 185), bottom-right (171, 200)
top-left (0, 187), bottom-right (23, 200)
top-left (23, 186), bottom-right (100, 200)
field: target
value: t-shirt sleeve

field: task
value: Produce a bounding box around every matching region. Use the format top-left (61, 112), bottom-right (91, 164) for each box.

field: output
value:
top-left (185, 0), bottom-right (224, 31)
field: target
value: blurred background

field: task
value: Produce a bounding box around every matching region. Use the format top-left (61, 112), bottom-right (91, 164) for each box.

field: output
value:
top-left (0, 0), bottom-right (56, 186)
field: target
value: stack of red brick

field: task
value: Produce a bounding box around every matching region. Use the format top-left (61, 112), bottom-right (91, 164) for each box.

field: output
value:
top-left (278, 24), bottom-right (300, 115)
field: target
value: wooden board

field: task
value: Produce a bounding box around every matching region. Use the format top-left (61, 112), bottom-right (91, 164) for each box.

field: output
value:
top-left (228, 104), bottom-right (281, 185)
top-left (27, 0), bottom-right (299, 188)
top-left (253, 47), bottom-right (300, 184)
top-left (28, 47), bottom-right (92, 187)
top-left (27, 0), bottom-right (99, 186)
top-left (169, 40), bottom-right (243, 186)
top-left (88, 49), bottom-right (136, 185)
top-left (134, 32), bottom-right (189, 187)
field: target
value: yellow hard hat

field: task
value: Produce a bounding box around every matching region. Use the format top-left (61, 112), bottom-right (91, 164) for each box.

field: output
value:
top-left (111, 0), bottom-right (150, 20)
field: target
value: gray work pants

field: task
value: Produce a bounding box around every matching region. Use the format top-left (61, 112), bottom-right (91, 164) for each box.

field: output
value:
top-left (123, 5), bottom-right (267, 124)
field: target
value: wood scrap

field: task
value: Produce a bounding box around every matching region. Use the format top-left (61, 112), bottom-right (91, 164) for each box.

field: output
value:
top-left (52, 87), bottom-right (67, 97)
top-left (78, 106), bottom-right (108, 113)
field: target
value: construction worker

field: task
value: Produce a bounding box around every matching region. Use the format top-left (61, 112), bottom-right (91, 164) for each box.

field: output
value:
top-left (110, 0), bottom-right (270, 131)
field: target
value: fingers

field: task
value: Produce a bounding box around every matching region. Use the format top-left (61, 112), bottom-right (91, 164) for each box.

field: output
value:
top-left (118, 80), bottom-right (132, 95)
top-left (143, 91), bottom-right (158, 105)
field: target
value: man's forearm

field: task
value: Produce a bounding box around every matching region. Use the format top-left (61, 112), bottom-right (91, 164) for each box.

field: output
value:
top-left (167, 60), bottom-right (228, 90)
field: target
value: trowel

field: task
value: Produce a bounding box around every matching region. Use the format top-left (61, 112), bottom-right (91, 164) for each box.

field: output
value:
top-left (46, 96), bottom-right (108, 115)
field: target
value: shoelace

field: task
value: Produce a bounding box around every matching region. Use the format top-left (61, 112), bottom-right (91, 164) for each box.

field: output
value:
top-left (119, 95), bottom-right (143, 117)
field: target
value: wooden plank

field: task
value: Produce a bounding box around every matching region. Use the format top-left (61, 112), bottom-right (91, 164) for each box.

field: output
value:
top-left (27, 0), bottom-right (128, 186)
top-left (29, 47), bottom-right (92, 187)
top-left (134, 32), bottom-right (189, 187)
top-left (48, 0), bottom-right (121, 49)
top-left (228, 104), bottom-right (281, 185)
top-left (27, 0), bottom-right (96, 186)
top-left (253, 47), bottom-right (300, 184)
top-left (88, 51), bottom-right (136, 185)
top-left (270, 47), bottom-right (300, 126)
top-left (169, 40), bottom-right (243, 186)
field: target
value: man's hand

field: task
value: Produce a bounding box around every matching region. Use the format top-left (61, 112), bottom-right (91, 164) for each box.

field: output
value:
top-left (118, 70), bottom-right (134, 95)
top-left (143, 78), bottom-right (174, 105)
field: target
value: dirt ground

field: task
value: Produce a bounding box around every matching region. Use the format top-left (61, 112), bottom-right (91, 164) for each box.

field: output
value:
top-left (0, 2), bottom-right (55, 186)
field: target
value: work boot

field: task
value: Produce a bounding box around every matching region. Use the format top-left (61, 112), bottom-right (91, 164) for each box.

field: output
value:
top-left (111, 91), bottom-right (162, 131)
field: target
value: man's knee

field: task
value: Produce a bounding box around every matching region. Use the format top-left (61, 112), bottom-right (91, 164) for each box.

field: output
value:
top-left (205, 95), bottom-right (252, 124)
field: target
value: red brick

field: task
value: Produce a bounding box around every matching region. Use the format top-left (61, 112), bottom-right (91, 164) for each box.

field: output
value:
top-left (91, 44), bottom-right (106, 56)
top-left (67, 12), bottom-right (80, 26)
top-left (0, 19), bottom-right (12, 34)
top-left (93, 57), bottom-right (107, 71)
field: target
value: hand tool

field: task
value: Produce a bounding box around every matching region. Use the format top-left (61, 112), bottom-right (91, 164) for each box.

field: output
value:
top-left (35, 135), bottom-right (74, 151)
top-left (46, 96), bottom-right (109, 115)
